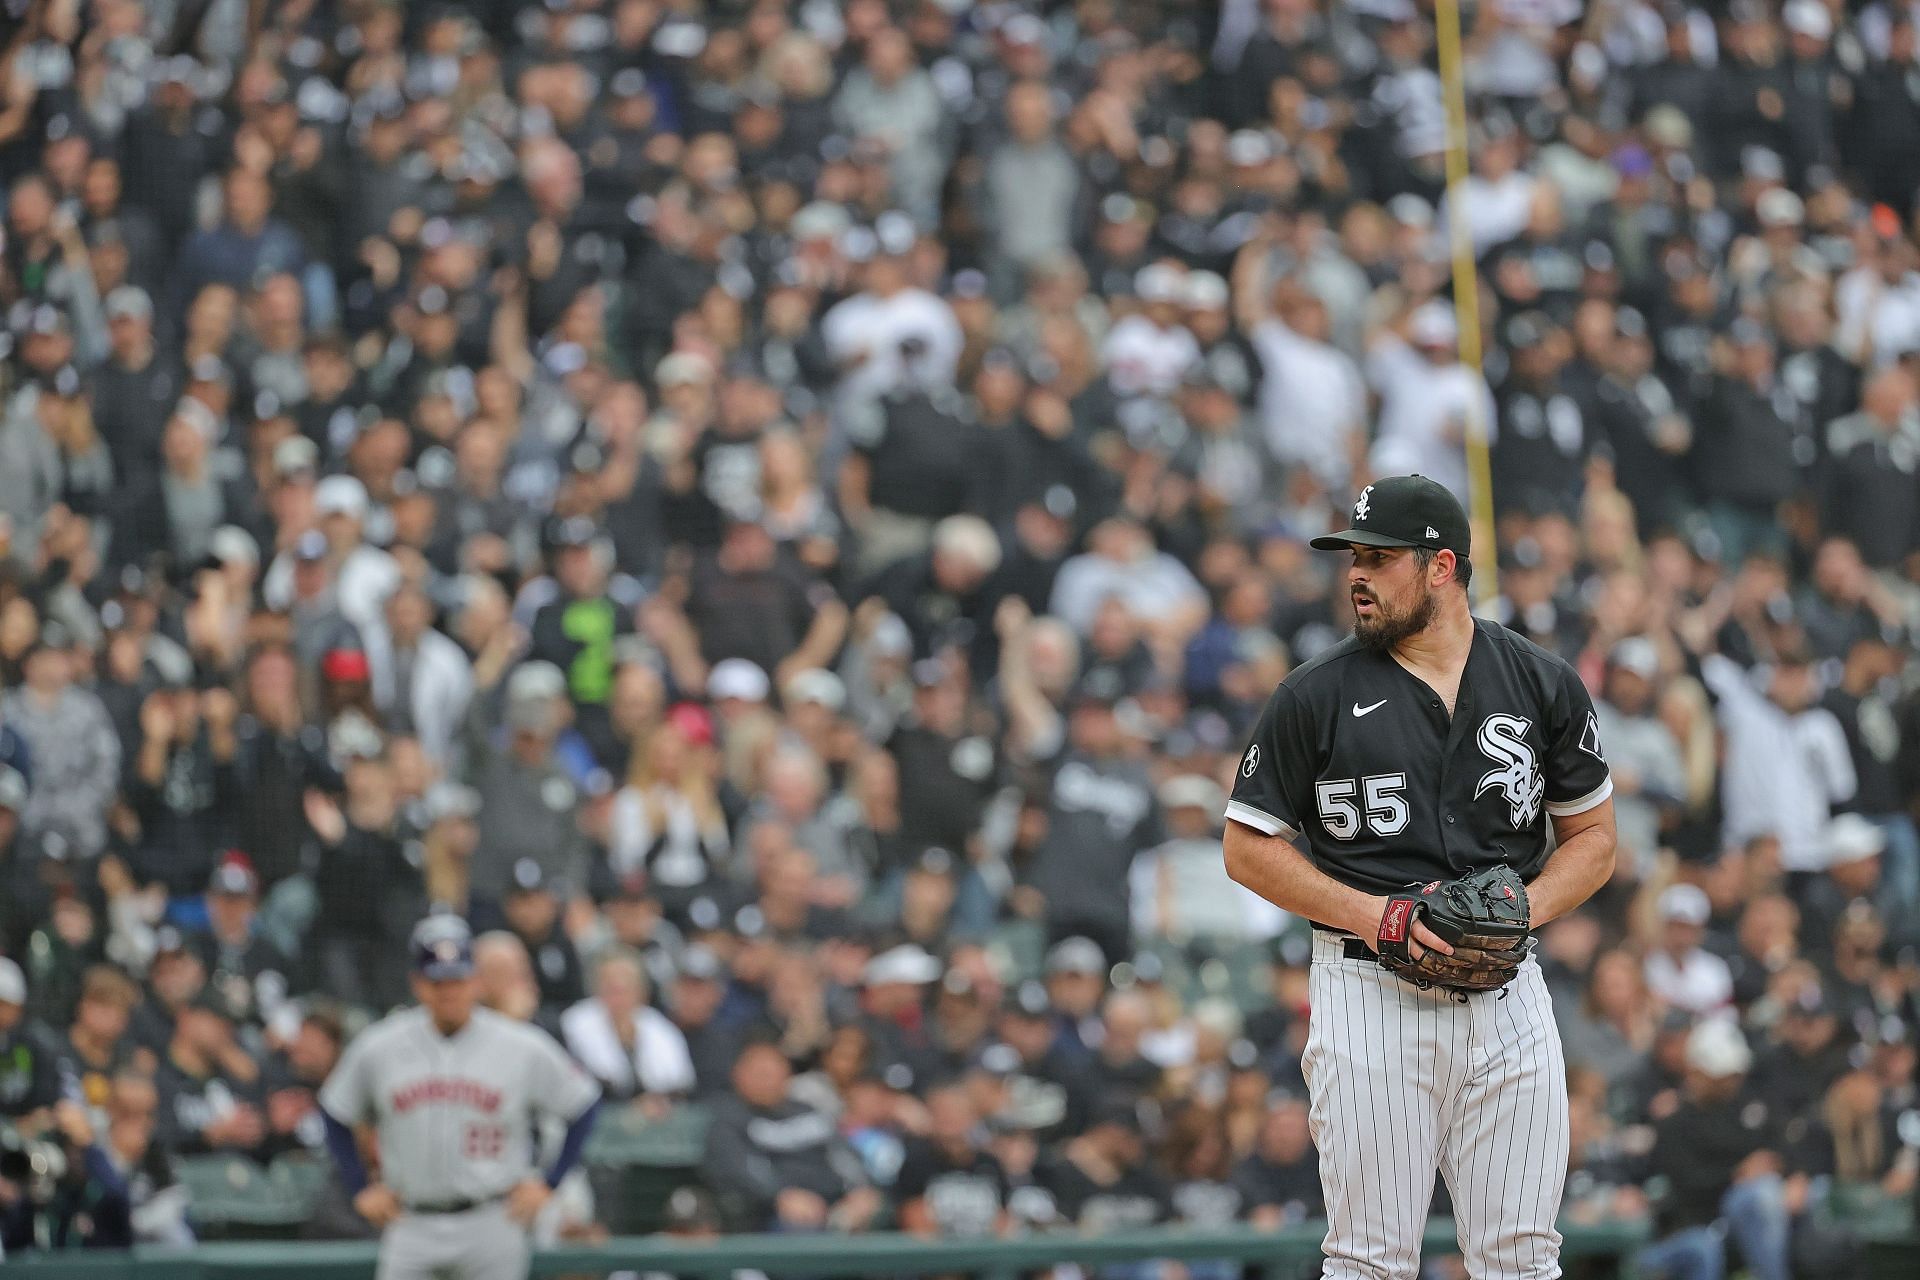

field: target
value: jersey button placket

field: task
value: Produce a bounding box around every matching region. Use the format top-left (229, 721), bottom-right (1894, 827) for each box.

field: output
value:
top-left (1433, 698), bottom-right (1456, 863)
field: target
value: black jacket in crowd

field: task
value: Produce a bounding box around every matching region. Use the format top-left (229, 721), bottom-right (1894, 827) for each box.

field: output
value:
top-left (700, 1095), bottom-right (865, 1230)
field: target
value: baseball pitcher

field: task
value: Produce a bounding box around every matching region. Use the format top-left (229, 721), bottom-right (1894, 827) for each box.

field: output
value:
top-left (1223, 475), bottom-right (1616, 1280)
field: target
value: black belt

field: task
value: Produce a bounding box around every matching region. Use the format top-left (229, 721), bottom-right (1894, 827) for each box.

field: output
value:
top-left (1308, 922), bottom-right (1375, 963)
top-left (1340, 939), bottom-right (1374, 963)
top-left (405, 1194), bottom-right (503, 1216)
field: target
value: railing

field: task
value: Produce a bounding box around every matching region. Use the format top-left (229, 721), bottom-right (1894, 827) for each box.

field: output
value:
top-left (0, 1219), bottom-right (1653, 1277)
top-left (6, 1214), bottom-right (1916, 1279)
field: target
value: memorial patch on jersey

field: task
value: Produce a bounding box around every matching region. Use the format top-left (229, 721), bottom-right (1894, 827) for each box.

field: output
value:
top-left (1241, 744), bottom-right (1260, 778)
top-left (1577, 711), bottom-right (1606, 762)
top-left (1474, 714), bottom-right (1544, 827)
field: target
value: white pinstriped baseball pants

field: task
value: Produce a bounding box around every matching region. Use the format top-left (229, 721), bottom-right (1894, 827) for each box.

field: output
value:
top-left (1302, 931), bottom-right (1569, 1280)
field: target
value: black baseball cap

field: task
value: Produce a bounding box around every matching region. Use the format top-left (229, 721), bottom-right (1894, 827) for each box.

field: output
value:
top-left (1310, 475), bottom-right (1470, 555)
top-left (410, 914), bottom-right (475, 980)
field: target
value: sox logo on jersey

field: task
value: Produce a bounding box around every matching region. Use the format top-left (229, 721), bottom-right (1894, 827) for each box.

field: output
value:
top-left (1474, 714), bottom-right (1544, 827)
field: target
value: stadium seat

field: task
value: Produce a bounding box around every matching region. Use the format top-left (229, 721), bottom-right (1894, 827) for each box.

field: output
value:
top-left (583, 1105), bottom-right (712, 1233)
top-left (175, 1154), bottom-right (313, 1239)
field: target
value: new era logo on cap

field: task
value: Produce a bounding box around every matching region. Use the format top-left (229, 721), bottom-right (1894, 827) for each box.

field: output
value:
top-left (1426, 526), bottom-right (1439, 539)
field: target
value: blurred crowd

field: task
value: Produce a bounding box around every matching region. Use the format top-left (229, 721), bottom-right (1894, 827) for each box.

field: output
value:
top-left (0, 0), bottom-right (1917, 1272)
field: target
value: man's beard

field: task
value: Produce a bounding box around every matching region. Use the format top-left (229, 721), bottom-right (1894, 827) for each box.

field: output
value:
top-left (1353, 581), bottom-right (1437, 652)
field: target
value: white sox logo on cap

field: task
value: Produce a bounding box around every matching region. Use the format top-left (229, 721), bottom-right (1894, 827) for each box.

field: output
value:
top-left (1354, 485), bottom-right (1374, 522)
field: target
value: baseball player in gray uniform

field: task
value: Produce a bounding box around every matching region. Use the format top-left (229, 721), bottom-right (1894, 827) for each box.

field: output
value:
top-left (320, 916), bottom-right (602, 1280)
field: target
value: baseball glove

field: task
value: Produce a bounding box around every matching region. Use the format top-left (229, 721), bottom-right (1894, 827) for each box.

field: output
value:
top-left (1375, 864), bottom-right (1533, 994)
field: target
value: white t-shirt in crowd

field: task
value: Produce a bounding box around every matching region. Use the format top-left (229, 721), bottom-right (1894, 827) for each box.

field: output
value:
top-left (1101, 315), bottom-right (1201, 397)
top-left (1370, 349), bottom-right (1498, 506)
top-left (1644, 947), bottom-right (1735, 1015)
top-left (1701, 654), bottom-right (1857, 872)
top-left (1048, 551), bottom-right (1207, 636)
top-left (1252, 317), bottom-right (1368, 488)
top-left (1449, 171), bottom-right (1538, 256)
top-left (821, 287), bottom-right (964, 402)
top-left (1835, 266), bottom-right (1920, 368)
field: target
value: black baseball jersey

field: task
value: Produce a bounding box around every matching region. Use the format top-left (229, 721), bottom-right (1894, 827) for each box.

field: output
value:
top-left (1225, 619), bottom-right (1612, 900)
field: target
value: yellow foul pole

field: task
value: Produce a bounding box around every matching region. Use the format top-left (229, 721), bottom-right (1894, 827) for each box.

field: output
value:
top-left (1433, 0), bottom-right (1499, 610)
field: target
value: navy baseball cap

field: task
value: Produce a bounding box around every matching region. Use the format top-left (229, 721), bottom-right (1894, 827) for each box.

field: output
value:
top-left (1311, 475), bottom-right (1470, 555)
top-left (410, 915), bottom-right (475, 980)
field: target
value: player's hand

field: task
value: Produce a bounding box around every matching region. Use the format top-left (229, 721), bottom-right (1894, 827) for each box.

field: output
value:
top-left (1611, 1184), bottom-right (1651, 1219)
top-left (851, 596), bottom-right (889, 639)
top-left (526, 220), bottom-right (563, 280)
top-left (96, 853), bottom-right (134, 899)
top-left (829, 1185), bottom-right (883, 1231)
top-left (994, 594), bottom-right (1031, 640)
top-left (1354, 896), bottom-right (1453, 959)
top-left (354, 1185), bottom-right (403, 1228)
top-left (138, 692), bottom-right (176, 745)
top-left (201, 686), bottom-right (239, 732)
top-left (52, 1100), bottom-right (94, 1148)
top-left (213, 1105), bottom-right (266, 1149)
top-left (506, 1177), bottom-right (553, 1225)
top-left (775, 1187), bottom-right (829, 1228)
top-left (304, 789), bottom-right (348, 846)
top-left (49, 204), bottom-right (81, 245)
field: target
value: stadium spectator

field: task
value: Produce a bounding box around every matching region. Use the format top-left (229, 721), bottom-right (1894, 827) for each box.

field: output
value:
top-left (1646, 884), bottom-right (1735, 1016)
top-left (562, 946), bottom-right (695, 1106)
top-left (1230, 1092), bottom-right (1323, 1228)
top-left (702, 1036), bottom-right (881, 1233)
top-left (1638, 1020), bottom-right (1795, 1280)
top-left (893, 1076), bottom-right (1008, 1237)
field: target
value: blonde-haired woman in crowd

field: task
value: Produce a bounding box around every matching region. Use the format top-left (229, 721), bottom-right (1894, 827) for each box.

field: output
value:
top-left (609, 706), bottom-right (736, 914)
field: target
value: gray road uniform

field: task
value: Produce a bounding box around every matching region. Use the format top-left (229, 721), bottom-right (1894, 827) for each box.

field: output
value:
top-left (320, 1006), bottom-right (600, 1280)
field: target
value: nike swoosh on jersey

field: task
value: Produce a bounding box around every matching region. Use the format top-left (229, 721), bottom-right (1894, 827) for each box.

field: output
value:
top-left (1352, 699), bottom-right (1387, 717)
